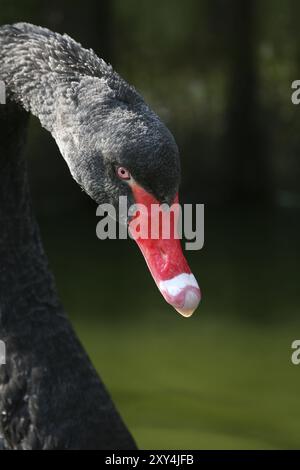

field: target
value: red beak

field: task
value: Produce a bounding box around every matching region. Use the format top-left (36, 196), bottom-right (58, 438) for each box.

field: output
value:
top-left (129, 184), bottom-right (201, 317)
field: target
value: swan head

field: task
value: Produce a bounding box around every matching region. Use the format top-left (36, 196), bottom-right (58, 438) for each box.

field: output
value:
top-left (53, 75), bottom-right (201, 317)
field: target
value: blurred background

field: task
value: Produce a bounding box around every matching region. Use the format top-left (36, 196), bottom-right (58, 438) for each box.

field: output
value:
top-left (1, 0), bottom-right (300, 449)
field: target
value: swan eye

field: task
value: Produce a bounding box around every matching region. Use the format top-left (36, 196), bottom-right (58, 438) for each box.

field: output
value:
top-left (116, 166), bottom-right (131, 180)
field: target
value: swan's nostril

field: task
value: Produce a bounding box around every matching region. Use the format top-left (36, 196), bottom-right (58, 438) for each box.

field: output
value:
top-left (159, 247), bottom-right (168, 264)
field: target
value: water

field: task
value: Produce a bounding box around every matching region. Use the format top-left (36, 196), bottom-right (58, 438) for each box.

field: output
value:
top-left (40, 208), bottom-right (300, 449)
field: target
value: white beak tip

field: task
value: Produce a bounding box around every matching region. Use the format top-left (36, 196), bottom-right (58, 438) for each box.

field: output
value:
top-left (159, 273), bottom-right (201, 318)
top-left (175, 307), bottom-right (196, 318)
top-left (174, 289), bottom-right (201, 317)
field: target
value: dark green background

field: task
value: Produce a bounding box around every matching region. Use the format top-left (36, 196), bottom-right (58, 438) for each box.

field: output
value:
top-left (1, 0), bottom-right (300, 448)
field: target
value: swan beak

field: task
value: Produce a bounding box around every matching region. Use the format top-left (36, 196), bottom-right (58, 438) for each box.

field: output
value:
top-left (129, 185), bottom-right (201, 317)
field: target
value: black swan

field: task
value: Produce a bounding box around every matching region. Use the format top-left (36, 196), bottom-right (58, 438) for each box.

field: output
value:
top-left (0, 23), bottom-right (200, 450)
